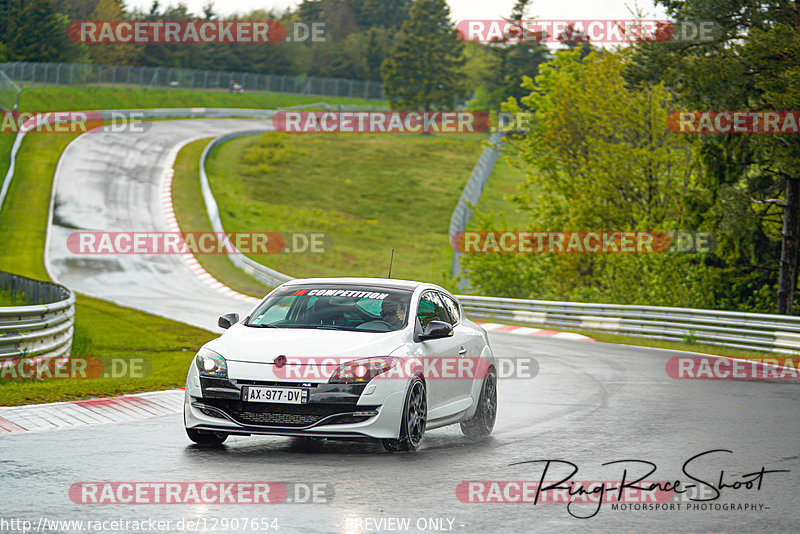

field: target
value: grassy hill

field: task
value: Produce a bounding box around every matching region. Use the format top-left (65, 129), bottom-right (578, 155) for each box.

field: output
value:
top-left (193, 132), bottom-right (525, 291)
top-left (0, 86), bottom-right (381, 183)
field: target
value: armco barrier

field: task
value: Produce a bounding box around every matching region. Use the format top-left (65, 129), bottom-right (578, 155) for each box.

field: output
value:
top-left (1, 104), bottom-right (383, 215)
top-left (449, 131), bottom-right (504, 281)
top-left (195, 102), bottom-right (389, 287)
top-left (8, 106), bottom-right (798, 359)
top-left (0, 107), bottom-right (276, 214)
top-left (458, 295), bottom-right (800, 355)
top-left (198, 129), bottom-right (293, 286)
top-left (0, 271), bottom-right (75, 361)
top-left (196, 120), bottom-right (800, 356)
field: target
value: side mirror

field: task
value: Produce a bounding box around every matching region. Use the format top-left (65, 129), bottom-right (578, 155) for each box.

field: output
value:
top-left (218, 313), bottom-right (239, 329)
top-left (418, 320), bottom-right (453, 341)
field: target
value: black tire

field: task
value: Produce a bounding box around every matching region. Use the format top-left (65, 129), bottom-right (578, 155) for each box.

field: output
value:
top-left (186, 427), bottom-right (228, 446)
top-left (382, 378), bottom-right (427, 452)
top-left (460, 369), bottom-right (497, 439)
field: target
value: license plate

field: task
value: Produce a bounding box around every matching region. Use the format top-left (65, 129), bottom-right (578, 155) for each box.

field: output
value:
top-left (242, 386), bottom-right (308, 404)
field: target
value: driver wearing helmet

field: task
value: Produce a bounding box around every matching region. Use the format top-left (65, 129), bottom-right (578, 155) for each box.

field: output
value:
top-left (380, 297), bottom-right (407, 328)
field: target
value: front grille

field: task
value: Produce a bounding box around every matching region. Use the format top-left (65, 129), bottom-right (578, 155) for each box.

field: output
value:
top-left (234, 379), bottom-right (320, 388)
top-left (237, 411), bottom-right (323, 426)
top-left (201, 398), bottom-right (379, 428)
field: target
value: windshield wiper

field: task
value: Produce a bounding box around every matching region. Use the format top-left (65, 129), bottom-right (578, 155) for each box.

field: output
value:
top-left (245, 323), bottom-right (277, 328)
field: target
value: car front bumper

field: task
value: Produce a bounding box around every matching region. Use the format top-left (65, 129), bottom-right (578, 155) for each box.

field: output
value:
top-left (183, 363), bottom-right (408, 440)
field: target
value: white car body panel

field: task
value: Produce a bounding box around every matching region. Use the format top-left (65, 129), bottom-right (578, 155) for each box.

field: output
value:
top-left (184, 277), bottom-right (496, 442)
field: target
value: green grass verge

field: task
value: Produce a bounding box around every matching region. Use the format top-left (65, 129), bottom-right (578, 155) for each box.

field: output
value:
top-left (0, 288), bottom-right (28, 306)
top-left (201, 132), bottom-right (525, 290)
top-left (0, 294), bottom-right (214, 406)
top-left (0, 134), bottom-right (14, 183)
top-left (468, 154), bottom-right (527, 229)
top-left (0, 86), bottom-right (381, 183)
top-left (18, 86), bottom-right (379, 112)
top-left (0, 135), bottom-right (71, 278)
top-left (0, 133), bottom-right (215, 406)
top-left (172, 138), bottom-right (271, 297)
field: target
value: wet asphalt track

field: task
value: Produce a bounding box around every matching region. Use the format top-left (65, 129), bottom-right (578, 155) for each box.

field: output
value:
top-left (2, 334), bottom-right (799, 533)
top-left (2, 118), bottom-right (798, 533)
top-left (45, 119), bottom-right (268, 331)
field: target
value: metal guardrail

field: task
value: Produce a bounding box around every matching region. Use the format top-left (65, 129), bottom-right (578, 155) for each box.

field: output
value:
top-left (0, 271), bottom-right (75, 361)
top-left (199, 129), bottom-right (293, 287)
top-left (198, 118), bottom-right (800, 356)
top-left (449, 131), bottom-right (504, 281)
top-left (458, 295), bottom-right (800, 355)
top-left (0, 106), bottom-right (291, 215)
top-left (8, 106), bottom-right (795, 360)
top-left (445, 128), bottom-right (800, 355)
top-left (0, 61), bottom-right (386, 100)
top-left (196, 102), bottom-right (388, 287)
top-left (0, 70), bottom-right (22, 112)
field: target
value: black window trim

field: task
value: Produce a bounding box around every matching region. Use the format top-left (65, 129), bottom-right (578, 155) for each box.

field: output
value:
top-left (417, 289), bottom-right (459, 328)
top-left (437, 291), bottom-right (461, 327)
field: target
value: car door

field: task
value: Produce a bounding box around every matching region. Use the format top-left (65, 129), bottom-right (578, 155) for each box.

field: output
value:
top-left (415, 290), bottom-right (467, 418)
top-left (437, 291), bottom-right (478, 401)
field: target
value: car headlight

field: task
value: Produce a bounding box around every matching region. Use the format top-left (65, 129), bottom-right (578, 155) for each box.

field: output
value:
top-left (195, 348), bottom-right (227, 378)
top-left (329, 356), bottom-right (398, 384)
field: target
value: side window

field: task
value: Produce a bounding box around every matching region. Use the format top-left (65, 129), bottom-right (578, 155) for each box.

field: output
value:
top-left (439, 293), bottom-right (461, 325)
top-left (417, 291), bottom-right (450, 329)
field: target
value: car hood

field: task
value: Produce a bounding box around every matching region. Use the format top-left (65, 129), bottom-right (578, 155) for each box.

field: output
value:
top-left (206, 324), bottom-right (407, 364)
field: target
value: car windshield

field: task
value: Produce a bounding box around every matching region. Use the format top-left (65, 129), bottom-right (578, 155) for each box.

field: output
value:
top-left (245, 286), bottom-right (413, 332)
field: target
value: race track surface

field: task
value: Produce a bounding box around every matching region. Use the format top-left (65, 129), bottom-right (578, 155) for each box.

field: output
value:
top-left (1, 334), bottom-right (798, 532)
top-left (46, 119), bottom-right (267, 331)
top-left (6, 118), bottom-right (797, 533)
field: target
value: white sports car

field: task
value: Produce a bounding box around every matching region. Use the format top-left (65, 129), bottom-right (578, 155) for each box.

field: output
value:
top-left (184, 277), bottom-right (498, 451)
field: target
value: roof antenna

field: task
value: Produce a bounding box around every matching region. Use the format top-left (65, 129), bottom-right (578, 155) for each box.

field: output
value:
top-left (387, 249), bottom-right (394, 278)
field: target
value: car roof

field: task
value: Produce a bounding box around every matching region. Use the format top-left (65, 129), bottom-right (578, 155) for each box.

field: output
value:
top-left (281, 277), bottom-right (428, 291)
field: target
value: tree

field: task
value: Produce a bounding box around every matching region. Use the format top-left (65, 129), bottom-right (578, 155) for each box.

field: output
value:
top-left (364, 27), bottom-right (391, 81)
top-left (351, 0), bottom-right (412, 29)
top-left (461, 50), bottom-right (707, 305)
top-left (380, 0), bottom-right (465, 110)
top-left (52, 0), bottom-right (100, 20)
top-left (2, 0), bottom-right (81, 62)
top-left (136, 2), bottom-right (193, 68)
top-left (463, 0), bottom-right (551, 111)
top-left (86, 0), bottom-right (142, 66)
top-left (627, 0), bottom-right (800, 313)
